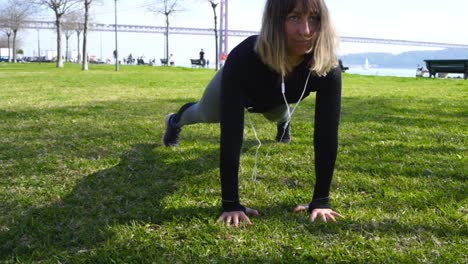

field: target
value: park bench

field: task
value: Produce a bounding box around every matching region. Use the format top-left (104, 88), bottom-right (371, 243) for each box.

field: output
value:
top-left (424, 59), bottom-right (468, 79)
top-left (190, 59), bottom-right (206, 68)
top-left (160, 58), bottom-right (168, 66)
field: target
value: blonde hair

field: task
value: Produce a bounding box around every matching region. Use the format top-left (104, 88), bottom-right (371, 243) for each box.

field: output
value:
top-left (255, 0), bottom-right (338, 76)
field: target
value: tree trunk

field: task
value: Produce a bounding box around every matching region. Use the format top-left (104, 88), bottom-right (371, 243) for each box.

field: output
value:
top-left (12, 30), bottom-right (17, 63)
top-left (7, 34), bottom-right (11, 62)
top-left (165, 13), bottom-right (169, 64)
top-left (65, 36), bottom-right (70, 62)
top-left (76, 31), bottom-right (81, 64)
top-left (55, 17), bottom-right (64, 68)
top-left (212, 5), bottom-right (219, 70)
top-left (82, 2), bottom-right (90, 71)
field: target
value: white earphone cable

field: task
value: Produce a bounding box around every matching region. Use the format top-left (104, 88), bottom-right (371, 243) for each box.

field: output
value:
top-left (247, 113), bottom-right (262, 181)
top-left (249, 71), bottom-right (312, 181)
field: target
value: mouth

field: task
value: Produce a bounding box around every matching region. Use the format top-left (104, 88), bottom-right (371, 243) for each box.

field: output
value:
top-left (293, 40), bottom-right (312, 48)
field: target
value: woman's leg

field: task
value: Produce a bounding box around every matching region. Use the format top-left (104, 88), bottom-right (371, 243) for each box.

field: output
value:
top-left (262, 104), bottom-right (289, 123)
top-left (162, 68), bottom-right (223, 146)
top-left (175, 67), bottom-right (224, 126)
top-left (262, 104), bottom-right (291, 143)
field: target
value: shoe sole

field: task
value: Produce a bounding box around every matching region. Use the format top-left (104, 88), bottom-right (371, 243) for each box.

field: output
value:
top-left (276, 138), bottom-right (291, 143)
top-left (162, 113), bottom-right (176, 147)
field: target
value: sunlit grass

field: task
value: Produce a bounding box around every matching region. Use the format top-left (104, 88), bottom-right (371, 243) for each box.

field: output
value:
top-left (0, 63), bottom-right (466, 263)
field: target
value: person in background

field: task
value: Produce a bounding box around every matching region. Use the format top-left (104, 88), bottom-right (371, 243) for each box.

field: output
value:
top-left (220, 52), bottom-right (228, 67)
top-left (162, 0), bottom-right (343, 227)
top-left (169, 53), bottom-right (175, 66)
top-left (199, 49), bottom-right (206, 67)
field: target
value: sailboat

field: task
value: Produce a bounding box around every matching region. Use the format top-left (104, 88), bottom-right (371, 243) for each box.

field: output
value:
top-left (363, 57), bottom-right (370, 70)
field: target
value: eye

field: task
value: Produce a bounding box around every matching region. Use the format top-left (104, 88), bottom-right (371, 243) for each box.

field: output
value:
top-left (288, 15), bottom-right (301, 22)
top-left (308, 16), bottom-right (319, 24)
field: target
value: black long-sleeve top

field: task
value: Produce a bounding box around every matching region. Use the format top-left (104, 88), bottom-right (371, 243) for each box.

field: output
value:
top-left (220, 35), bottom-right (341, 212)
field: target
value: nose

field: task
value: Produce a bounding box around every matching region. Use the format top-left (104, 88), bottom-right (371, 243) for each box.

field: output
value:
top-left (298, 19), bottom-right (311, 36)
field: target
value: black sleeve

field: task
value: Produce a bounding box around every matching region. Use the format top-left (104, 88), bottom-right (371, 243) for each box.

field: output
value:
top-left (219, 60), bottom-right (247, 213)
top-left (309, 67), bottom-right (342, 213)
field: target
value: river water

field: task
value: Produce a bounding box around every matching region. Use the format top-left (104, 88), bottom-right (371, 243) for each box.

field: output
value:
top-left (346, 67), bottom-right (464, 78)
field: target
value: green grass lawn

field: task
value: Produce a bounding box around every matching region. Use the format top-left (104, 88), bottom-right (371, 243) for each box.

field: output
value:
top-left (0, 63), bottom-right (466, 263)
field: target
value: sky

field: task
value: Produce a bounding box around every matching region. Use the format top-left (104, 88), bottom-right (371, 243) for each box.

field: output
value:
top-left (4, 0), bottom-right (468, 66)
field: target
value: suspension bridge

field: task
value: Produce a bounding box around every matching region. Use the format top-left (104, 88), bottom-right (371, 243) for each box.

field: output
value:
top-left (18, 20), bottom-right (468, 50)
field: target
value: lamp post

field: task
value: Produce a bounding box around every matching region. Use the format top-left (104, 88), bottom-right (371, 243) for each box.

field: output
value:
top-left (114, 0), bottom-right (119, 71)
top-left (37, 29), bottom-right (41, 58)
top-left (210, 1), bottom-right (219, 70)
top-left (100, 31), bottom-right (103, 62)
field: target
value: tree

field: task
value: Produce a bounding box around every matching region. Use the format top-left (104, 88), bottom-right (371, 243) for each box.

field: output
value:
top-left (0, 0), bottom-right (31, 63)
top-left (208, 0), bottom-right (219, 70)
top-left (62, 10), bottom-right (81, 62)
top-left (0, 33), bottom-right (11, 48)
top-left (82, 0), bottom-right (102, 70)
top-left (35, 0), bottom-right (80, 68)
top-left (1, 29), bottom-right (13, 61)
top-left (74, 15), bottom-right (85, 64)
top-left (60, 0), bottom-right (103, 70)
top-left (0, 12), bottom-right (13, 60)
top-left (148, 0), bottom-right (183, 64)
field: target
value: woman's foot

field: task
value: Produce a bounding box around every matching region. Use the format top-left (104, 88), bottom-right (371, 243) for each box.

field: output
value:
top-left (275, 121), bottom-right (291, 143)
top-left (162, 113), bottom-right (181, 146)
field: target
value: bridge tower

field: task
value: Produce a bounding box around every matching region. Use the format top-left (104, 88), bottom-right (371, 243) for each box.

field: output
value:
top-left (219, 0), bottom-right (228, 63)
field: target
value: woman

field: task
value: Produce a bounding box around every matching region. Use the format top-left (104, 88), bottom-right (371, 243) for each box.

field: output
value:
top-left (162, 0), bottom-right (342, 227)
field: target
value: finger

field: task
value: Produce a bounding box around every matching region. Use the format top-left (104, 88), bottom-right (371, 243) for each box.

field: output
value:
top-left (321, 213), bottom-right (327, 223)
top-left (245, 208), bottom-right (259, 216)
top-left (309, 211), bottom-right (318, 222)
top-left (225, 215), bottom-right (232, 225)
top-left (331, 211), bottom-right (344, 218)
top-left (240, 213), bottom-right (253, 225)
top-left (217, 213), bottom-right (228, 224)
top-left (233, 215), bottom-right (239, 228)
top-left (293, 204), bottom-right (308, 213)
top-left (328, 213), bottom-right (337, 222)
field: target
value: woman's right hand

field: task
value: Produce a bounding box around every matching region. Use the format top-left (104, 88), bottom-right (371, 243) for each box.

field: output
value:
top-left (216, 207), bottom-right (259, 228)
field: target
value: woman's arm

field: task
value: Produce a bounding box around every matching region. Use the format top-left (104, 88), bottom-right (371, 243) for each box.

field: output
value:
top-left (310, 67), bottom-right (342, 212)
top-left (218, 86), bottom-right (260, 225)
top-left (219, 62), bottom-right (247, 212)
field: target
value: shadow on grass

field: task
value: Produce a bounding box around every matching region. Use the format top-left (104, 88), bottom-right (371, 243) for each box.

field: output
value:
top-left (0, 143), bottom-right (220, 260)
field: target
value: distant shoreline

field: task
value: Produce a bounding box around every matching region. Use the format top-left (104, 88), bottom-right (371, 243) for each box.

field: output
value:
top-left (345, 67), bottom-right (464, 78)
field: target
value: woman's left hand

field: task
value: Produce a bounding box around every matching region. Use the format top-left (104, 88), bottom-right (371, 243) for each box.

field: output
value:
top-left (293, 204), bottom-right (343, 222)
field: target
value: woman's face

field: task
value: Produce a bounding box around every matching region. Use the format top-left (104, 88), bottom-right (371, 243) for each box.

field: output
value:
top-left (285, 1), bottom-right (320, 60)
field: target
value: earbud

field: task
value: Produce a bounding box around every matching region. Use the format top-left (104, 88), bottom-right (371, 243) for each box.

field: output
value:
top-left (281, 76), bottom-right (286, 94)
top-left (281, 75), bottom-right (292, 123)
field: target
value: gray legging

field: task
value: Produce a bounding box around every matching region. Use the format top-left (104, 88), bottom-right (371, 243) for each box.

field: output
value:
top-left (176, 67), bottom-right (289, 127)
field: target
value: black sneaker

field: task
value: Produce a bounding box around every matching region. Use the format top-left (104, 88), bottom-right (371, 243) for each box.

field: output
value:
top-left (162, 102), bottom-right (196, 147)
top-left (276, 121), bottom-right (291, 143)
top-left (162, 113), bottom-right (181, 147)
